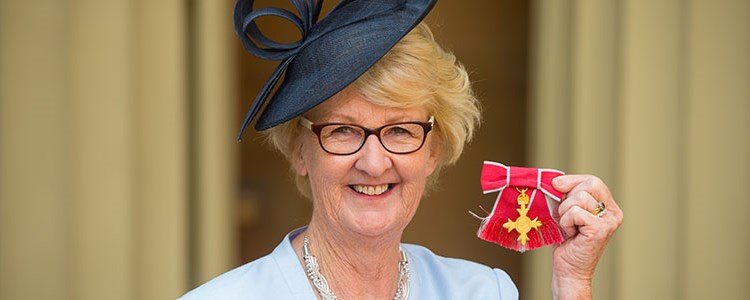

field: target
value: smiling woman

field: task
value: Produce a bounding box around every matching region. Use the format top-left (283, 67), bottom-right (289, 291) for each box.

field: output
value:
top-left (179, 0), bottom-right (622, 299)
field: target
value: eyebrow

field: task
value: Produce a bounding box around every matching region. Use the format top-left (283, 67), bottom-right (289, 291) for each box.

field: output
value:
top-left (318, 112), bottom-right (427, 124)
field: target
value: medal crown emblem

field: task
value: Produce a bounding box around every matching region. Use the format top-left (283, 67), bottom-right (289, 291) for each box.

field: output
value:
top-left (516, 188), bottom-right (529, 205)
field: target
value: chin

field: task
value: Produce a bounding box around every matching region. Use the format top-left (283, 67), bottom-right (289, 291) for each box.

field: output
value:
top-left (342, 212), bottom-right (403, 238)
top-left (346, 209), bottom-right (415, 238)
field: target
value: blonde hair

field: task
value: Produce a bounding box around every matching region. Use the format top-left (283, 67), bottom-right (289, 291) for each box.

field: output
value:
top-left (265, 22), bottom-right (481, 198)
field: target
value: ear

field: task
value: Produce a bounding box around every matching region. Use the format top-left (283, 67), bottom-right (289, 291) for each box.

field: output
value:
top-left (291, 140), bottom-right (308, 177)
top-left (424, 137), bottom-right (441, 176)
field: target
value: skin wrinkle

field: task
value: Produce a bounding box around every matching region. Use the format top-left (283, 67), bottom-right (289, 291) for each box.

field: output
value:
top-left (290, 88), bottom-right (438, 299)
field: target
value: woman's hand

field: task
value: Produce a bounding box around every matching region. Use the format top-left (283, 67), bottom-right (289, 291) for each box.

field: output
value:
top-left (550, 175), bottom-right (624, 300)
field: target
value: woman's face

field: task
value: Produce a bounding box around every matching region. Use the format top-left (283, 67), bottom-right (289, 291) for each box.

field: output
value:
top-left (294, 87), bottom-right (440, 238)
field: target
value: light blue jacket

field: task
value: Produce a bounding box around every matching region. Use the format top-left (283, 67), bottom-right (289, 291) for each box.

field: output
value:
top-left (180, 227), bottom-right (518, 299)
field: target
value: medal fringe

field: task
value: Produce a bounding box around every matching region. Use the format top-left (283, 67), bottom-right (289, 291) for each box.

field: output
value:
top-left (476, 201), bottom-right (565, 252)
top-left (477, 214), bottom-right (564, 252)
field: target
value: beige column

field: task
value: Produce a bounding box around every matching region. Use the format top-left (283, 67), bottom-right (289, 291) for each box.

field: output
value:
top-left (617, 0), bottom-right (685, 298)
top-left (528, 1), bottom-right (572, 169)
top-left (530, 0), bottom-right (750, 299)
top-left (0, 1), bottom-right (71, 299)
top-left (684, 0), bottom-right (750, 298)
top-left (132, 0), bottom-right (189, 299)
top-left (192, 0), bottom-right (236, 285)
top-left (68, 0), bottom-right (136, 299)
top-left (1, 0), bottom-right (192, 299)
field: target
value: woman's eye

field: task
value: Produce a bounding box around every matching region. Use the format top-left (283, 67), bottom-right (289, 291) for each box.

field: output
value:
top-left (331, 126), bottom-right (354, 134)
top-left (385, 126), bottom-right (413, 136)
top-left (325, 125), bottom-right (362, 140)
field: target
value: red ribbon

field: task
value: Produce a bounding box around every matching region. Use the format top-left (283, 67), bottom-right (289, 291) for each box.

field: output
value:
top-left (476, 161), bottom-right (566, 252)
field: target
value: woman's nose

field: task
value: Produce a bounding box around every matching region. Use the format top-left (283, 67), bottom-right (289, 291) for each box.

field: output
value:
top-left (354, 135), bottom-right (393, 177)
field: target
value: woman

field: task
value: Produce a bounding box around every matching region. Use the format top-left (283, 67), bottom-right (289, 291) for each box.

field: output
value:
top-left (181, 0), bottom-right (623, 299)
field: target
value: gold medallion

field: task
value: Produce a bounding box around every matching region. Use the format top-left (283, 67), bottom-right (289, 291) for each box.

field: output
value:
top-left (503, 188), bottom-right (542, 246)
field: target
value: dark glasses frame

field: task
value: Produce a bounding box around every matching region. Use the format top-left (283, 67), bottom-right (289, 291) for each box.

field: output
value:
top-left (300, 116), bottom-right (435, 155)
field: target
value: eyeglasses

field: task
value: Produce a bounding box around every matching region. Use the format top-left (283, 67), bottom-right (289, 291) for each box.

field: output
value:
top-left (300, 116), bottom-right (435, 155)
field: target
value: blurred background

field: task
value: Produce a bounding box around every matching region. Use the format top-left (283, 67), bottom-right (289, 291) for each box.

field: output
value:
top-left (1, 0), bottom-right (748, 299)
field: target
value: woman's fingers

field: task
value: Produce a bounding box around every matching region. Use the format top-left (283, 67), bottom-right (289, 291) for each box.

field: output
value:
top-left (557, 191), bottom-right (599, 219)
top-left (554, 174), bottom-right (624, 240)
top-left (554, 174), bottom-right (624, 226)
top-left (558, 204), bottom-right (615, 239)
top-left (554, 175), bottom-right (610, 203)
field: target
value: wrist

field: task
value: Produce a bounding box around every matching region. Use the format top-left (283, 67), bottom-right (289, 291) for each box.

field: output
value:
top-left (552, 277), bottom-right (592, 300)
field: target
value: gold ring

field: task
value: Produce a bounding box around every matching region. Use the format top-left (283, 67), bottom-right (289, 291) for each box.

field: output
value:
top-left (592, 201), bottom-right (606, 217)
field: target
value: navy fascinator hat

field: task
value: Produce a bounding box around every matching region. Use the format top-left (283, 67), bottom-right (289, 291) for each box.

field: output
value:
top-left (233, 0), bottom-right (437, 141)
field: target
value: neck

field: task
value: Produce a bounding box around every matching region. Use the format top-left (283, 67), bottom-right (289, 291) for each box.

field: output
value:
top-left (293, 215), bottom-right (404, 299)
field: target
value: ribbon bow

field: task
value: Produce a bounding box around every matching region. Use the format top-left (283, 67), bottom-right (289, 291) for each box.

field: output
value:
top-left (234, 0), bottom-right (322, 61)
top-left (475, 161), bottom-right (566, 252)
top-left (233, 0), bottom-right (323, 140)
top-left (480, 161), bottom-right (564, 201)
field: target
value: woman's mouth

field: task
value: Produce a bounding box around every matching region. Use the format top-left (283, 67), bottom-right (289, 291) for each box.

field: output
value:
top-left (349, 184), bottom-right (393, 196)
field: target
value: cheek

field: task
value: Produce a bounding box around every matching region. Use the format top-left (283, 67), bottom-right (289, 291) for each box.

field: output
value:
top-left (298, 138), bottom-right (331, 177)
top-left (398, 160), bottom-right (430, 206)
top-left (411, 149), bottom-right (437, 179)
top-left (400, 183), bottom-right (425, 207)
top-left (304, 151), bottom-right (350, 208)
top-left (307, 169), bottom-right (345, 221)
top-left (311, 177), bottom-right (342, 209)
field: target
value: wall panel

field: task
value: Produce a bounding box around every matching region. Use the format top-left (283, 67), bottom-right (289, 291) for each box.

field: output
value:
top-left (529, 0), bottom-right (750, 299)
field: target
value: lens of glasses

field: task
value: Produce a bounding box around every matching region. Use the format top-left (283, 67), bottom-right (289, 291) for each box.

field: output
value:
top-left (319, 125), bottom-right (365, 154)
top-left (318, 123), bottom-right (427, 154)
top-left (380, 123), bottom-right (426, 153)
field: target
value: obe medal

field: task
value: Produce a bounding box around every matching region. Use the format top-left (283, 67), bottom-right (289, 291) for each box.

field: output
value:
top-left (502, 188), bottom-right (543, 246)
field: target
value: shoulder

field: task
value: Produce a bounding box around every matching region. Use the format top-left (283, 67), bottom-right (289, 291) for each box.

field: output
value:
top-left (403, 244), bottom-right (518, 300)
top-left (179, 227), bottom-right (314, 300)
top-left (178, 255), bottom-right (282, 300)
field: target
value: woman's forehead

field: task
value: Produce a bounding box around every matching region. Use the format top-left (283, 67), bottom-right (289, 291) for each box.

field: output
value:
top-left (307, 88), bottom-right (429, 123)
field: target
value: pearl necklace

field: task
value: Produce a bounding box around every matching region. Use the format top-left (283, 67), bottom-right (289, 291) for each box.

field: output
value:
top-left (302, 236), bottom-right (410, 300)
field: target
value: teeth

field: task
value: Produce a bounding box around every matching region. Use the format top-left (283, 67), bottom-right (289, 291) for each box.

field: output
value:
top-left (352, 184), bottom-right (390, 196)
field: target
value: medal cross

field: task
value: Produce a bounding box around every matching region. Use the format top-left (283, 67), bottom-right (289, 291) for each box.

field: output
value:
top-left (502, 188), bottom-right (543, 246)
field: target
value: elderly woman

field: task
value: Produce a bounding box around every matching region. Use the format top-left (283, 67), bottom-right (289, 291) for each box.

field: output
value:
top-left (181, 0), bottom-right (622, 299)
